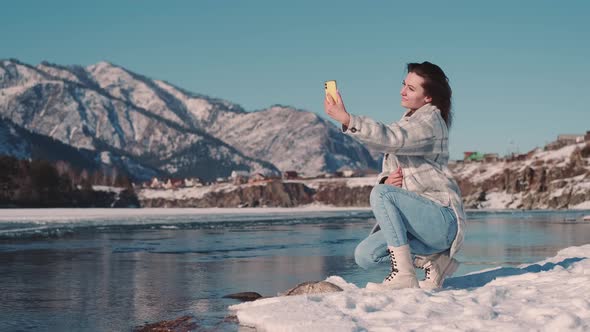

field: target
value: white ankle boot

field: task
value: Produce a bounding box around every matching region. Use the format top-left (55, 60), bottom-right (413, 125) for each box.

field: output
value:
top-left (414, 251), bottom-right (459, 290)
top-left (367, 244), bottom-right (419, 290)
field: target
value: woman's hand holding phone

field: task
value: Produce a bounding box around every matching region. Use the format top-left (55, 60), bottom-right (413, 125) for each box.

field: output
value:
top-left (324, 81), bottom-right (351, 127)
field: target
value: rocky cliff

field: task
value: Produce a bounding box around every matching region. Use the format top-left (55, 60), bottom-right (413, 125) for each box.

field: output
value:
top-left (138, 142), bottom-right (590, 210)
top-left (138, 179), bottom-right (373, 208)
top-left (451, 142), bottom-right (590, 209)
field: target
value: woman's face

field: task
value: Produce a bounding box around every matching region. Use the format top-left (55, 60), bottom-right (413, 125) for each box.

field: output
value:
top-left (400, 72), bottom-right (432, 111)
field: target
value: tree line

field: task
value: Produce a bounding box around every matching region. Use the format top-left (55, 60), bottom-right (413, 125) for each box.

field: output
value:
top-left (0, 155), bottom-right (138, 208)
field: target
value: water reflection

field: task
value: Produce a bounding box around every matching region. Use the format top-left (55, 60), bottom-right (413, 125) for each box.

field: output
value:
top-left (454, 211), bottom-right (590, 274)
top-left (1, 210), bottom-right (589, 331)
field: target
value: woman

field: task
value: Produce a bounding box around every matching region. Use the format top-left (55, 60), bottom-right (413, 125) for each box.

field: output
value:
top-left (324, 61), bottom-right (465, 290)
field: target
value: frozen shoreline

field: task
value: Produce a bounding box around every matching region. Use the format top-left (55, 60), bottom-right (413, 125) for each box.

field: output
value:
top-left (1, 207), bottom-right (587, 238)
top-left (1, 206), bottom-right (589, 221)
top-left (0, 205), bottom-right (372, 222)
top-left (0, 206), bottom-right (374, 237)
top-left (231, 244), bottom-right (590, 331)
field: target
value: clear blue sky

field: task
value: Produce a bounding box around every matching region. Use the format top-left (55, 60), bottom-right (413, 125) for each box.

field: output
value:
top-left (3, 0), bottom-right (589, 160)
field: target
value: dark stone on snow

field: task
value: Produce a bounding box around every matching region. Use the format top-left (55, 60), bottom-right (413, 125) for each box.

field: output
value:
top-left (223, 291), bottom-right (264, 302)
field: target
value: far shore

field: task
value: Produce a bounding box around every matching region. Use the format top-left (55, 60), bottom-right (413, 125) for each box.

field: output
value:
top-left (1, 206), bottom-right (589, 222)
top-left (0, 206), bottom-right (372, 222)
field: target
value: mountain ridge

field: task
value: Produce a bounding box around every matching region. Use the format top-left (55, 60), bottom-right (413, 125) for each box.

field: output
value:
top-left (0, 58), bottom-right (378, 180)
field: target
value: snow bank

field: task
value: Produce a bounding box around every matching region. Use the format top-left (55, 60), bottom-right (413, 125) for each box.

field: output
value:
top-left (478, 191), bottom-right (523, 210)
top-left (285, 176), bottom-right (376, 190)
top-left (231, 244), bottom-right (590, 331)
top-left (572, 201), bottom-right (590, 210)
top-left (138, 183), bottom-right (237, 200)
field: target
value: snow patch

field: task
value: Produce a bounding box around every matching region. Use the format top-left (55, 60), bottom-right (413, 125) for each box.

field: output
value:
top-left (36, 64), bottom-right (80, 83)
top-left (571, 201), bottom-right (590, 210)
top-left (154, 80), bottom-right (213, 122)
top-left (231, 244), bottom-right (590, 332)
top-left (92, 185), bottom-right (124, 193)
top-left (139, 182), bottom-right (240, 200)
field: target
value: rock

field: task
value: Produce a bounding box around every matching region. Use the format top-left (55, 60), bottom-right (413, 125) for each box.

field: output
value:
top-left (222, 314), bottom-right (239, 324)
top-left (452, 144), bottom-right (590, 210)
top-left (280, 281), bottom-right (343, 296)
top-left (139, 180), bottom-right (373, 208)
top-left (224, 280), bottom-right (344, 304)
top-left (133, 315), bottom-right (199, 332)
top-left (140, 180), bottom-right (315, 208)
top-left (222, 292), bottom-right (263, 301)
top-left (314, 183), bottom-right (372, 207)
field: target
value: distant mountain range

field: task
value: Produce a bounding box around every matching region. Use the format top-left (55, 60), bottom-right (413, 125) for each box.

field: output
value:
top-left (0, 59), bottom-right (377, 181)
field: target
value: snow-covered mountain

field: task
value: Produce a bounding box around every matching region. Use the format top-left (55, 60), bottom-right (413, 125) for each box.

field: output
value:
top-left (0, 59), bottom-right (377, 180)
top-left (0, 116), bottom-right (160, 180)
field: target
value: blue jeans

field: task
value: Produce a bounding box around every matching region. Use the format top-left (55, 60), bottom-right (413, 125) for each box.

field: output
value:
top-left (355, 184), bottom-right (458, 269)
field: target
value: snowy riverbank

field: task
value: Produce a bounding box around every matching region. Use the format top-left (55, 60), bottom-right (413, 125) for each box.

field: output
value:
top-left (231, 244), bottom-right (590, 331)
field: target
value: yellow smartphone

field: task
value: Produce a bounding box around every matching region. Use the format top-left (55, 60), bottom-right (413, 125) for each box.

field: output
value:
top-left (324, 80), bottom-right (338, 102)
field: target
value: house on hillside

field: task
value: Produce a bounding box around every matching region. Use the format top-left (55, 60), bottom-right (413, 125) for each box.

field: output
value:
top-left (248, 173), bottom-right (268, 183)
top-left (557, 134), bottom-right (585, 144)
top-left (464, 151), bottom-right (484, 162)
top-left (231, 170), bottom-right (249, 185)
top-left (149, 177), bottom-right (162, 189)
top-left (545, 133), bottom-right (585, 151)
top-left (184, 177), bottom-right (204, 187)
top-left (231, 170), bottom-right (249, 178)
top-left (342, 169), bottom-right (360, 177)
top-left (283, 171), bottom-right (299, 180)
top-left (164, 178), bottom-right (184, 189)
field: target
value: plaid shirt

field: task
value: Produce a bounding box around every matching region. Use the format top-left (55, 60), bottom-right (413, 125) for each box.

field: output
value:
top-left (343, 103), bottom-right (465, 257)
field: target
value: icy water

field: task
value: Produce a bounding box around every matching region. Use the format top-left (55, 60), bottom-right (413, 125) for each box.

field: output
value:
top-left (1, 209), bottom-right (590, 332)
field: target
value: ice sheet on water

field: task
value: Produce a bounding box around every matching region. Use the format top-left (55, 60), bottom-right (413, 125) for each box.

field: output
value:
top-left (0, 207), bottom-right (372, 238)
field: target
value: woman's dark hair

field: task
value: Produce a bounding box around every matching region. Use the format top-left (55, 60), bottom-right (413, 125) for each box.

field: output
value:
top-left (407, 61), bottom-right (453, 129)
